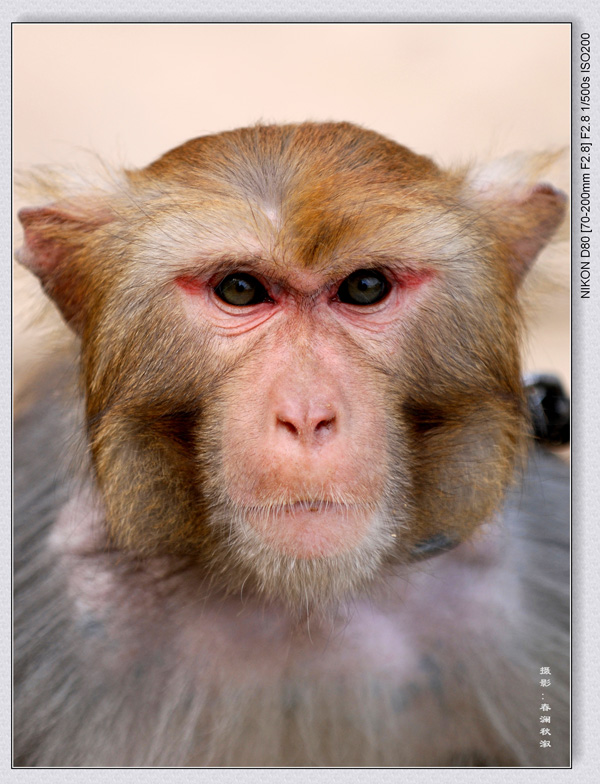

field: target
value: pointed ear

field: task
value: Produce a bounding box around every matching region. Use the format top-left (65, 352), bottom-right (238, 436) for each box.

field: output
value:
top-left (16, 202), bottom-right (113, 332)
top-left (464, 157), bottom-right (567, 284)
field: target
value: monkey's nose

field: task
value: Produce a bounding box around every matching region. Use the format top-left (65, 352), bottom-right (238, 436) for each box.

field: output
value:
top-left (275, 401), bottom-right (337, 443)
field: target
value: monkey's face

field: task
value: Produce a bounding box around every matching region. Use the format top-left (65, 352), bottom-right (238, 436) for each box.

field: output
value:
top-left (18, 123), bottom-right (565, 609)
top-left (171, 227), bottom-right (524, 609)
top-left (179, 262), bottom-right (411, 605)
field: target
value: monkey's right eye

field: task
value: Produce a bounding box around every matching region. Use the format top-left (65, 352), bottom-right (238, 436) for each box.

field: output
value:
top-left (336, 269), bottom-right (390, 306)
top-left (214, 274), bottom-right (269, 306)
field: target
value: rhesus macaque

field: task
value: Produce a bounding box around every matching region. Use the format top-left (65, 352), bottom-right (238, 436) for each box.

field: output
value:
top-left (14, 122), bottom-right (569, 767)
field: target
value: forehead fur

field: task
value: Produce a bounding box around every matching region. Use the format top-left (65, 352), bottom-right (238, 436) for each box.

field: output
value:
top-left (141, 122), bottom-right (440, 191)
top-left (129, 123), bottom-right (449, 271)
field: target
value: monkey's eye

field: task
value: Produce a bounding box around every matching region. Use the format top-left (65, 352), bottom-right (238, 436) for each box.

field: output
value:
top-left (214, 273), bottom-right (269, 306)
top-left (337, 269), bottom-right (390, 306)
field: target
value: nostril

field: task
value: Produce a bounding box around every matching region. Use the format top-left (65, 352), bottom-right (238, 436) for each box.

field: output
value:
top-left (315, 415), bottom-right (336, 433)
top-left (277, 417), bottom-right (299, 436)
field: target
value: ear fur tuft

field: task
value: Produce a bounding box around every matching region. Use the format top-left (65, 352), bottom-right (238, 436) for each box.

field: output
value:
top-left (463, 152), bottom-right (567, 283)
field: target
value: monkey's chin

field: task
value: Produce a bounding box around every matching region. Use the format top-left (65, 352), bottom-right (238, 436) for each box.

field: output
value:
top-left (241, 501), bottom-right (374, 559)
top-left (216, 501), bottom-right (395, 610)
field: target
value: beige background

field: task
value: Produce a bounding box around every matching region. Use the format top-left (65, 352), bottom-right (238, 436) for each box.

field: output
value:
top-left (13, 24), bottom-right (570, 392)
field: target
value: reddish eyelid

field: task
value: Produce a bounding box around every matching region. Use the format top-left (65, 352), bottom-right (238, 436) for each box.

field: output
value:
top-left (175, 275), bottom-right (206, 295)
top-left (396, 268), bottom-right (436, 288)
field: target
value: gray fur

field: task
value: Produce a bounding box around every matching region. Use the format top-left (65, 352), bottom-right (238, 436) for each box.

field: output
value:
top-left (14, 363), bottom-right (569, 767)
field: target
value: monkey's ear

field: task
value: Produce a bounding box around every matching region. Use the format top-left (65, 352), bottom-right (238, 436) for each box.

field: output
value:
top-left (465, 159), bottom-right (567, 283)
top-left (17, 203), bottom-right (112, 332)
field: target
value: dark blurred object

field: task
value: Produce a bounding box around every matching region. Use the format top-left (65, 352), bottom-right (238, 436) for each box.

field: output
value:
top-left (524, 373), bottom-right (570, 447)
top-left (410, 533), bottom-right (459, 561)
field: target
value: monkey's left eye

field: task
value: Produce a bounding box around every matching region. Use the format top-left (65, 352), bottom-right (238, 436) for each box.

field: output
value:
top-left (214, 273), bottom-right (269, 306)
top-left (337, 269), bottom-right (390, 306)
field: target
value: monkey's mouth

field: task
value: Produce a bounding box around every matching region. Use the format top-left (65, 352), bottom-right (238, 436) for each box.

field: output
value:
top-left (280, 500), bottom-right (349, 514)
top-left (239, 499), bottom-right (377, 559)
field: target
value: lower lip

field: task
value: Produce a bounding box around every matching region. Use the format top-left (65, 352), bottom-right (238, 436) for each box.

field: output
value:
top-left (244, 502), bottom-right (371, 559)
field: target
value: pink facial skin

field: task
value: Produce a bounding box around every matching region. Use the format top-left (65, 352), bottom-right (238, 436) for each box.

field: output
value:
top-left (176, 263), bottom-right (435, 559)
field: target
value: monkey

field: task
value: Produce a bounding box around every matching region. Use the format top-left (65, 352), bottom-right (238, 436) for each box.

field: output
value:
top-left (14, 122), bottom-right (569, 767)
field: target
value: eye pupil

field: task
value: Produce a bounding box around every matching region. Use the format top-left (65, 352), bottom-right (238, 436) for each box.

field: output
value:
top-left (215, 273), bottom-right (268, 306)
top-left (338, 269), bottom-right (389, 306)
